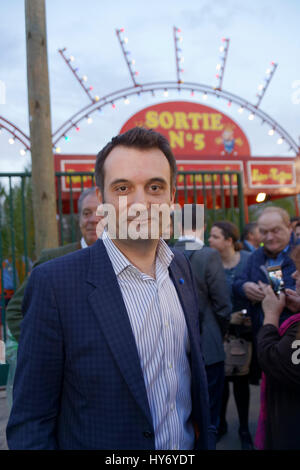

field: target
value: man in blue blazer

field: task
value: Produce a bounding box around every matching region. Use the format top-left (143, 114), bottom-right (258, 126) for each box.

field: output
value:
top-left (7, 127), bottom-right (210, 450)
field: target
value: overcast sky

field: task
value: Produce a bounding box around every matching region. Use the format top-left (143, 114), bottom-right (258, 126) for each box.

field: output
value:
top-left (0, 0), bottom-right (299, 173)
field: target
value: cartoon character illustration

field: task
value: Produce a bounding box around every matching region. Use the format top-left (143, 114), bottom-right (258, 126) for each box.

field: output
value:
top-left (215, 124), bottom-right (244, 155)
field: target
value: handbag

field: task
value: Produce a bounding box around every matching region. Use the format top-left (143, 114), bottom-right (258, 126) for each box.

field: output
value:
top-left (224, 335), bottom-right (252, 377)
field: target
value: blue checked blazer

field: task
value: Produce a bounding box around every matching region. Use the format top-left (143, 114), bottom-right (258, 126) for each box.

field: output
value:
top-left (6, 240), bottom-right (210, 450)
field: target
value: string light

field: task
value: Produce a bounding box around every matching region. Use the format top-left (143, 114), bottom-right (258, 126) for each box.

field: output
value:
top-left (55, 147), bottom-right (61, 153)
top-left (94, 96), bottom-right (100, 102)
top-left (87, 116), bottom-right (93, 124)
top-left (248, 113), bottom-right (255, 121)
top-left (82, 75), bottom-right (88, 82)
top-left (163, 89), bottom-right (169, 97)
top-left (202, 93), bottom-right (208, 100)
top-left (238, 106), bottom-right (244, 113)
top-left (124, 97), bottom-right (130, 104)
top-left (277, 137), bottom-right (283, 144)
top-left (268, 129), bottom-right (275, 136)
top-left (8, 137), bottom-right (15, 144)
top-left (20, 149), bottom-right (26, 156)
top-left (64, 135), bottom-right (70, 142)
top-left (70, 56), bottom-right (75, 62)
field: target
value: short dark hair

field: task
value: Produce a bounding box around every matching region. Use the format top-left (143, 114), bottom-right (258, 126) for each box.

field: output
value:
top-left (94, 127), bottom-right (177, 195)
top-left (212, 220), bottom-right (243, 251)
top-left (295, 222), bottom-right (300, 229)
top-left (291, 216), bottom-right (300, 223)
top-left (241, 222), bottom-right (258, 242)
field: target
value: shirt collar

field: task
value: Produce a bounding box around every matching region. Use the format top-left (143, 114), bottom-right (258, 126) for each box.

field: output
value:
top-left (102, 230), bottom-right (174, 277)
top-left (178, 235), bottom-right (204, 247)
top-left (81, 237), bottom-right (88, 249)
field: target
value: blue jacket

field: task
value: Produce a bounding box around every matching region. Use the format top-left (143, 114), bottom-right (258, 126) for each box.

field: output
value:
top-left (6, 239), bottom-right (210, 450)
top-left (233, 245), bottom-right (296, 337)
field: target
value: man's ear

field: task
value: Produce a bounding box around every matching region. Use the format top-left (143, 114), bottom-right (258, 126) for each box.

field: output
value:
top-left (96, 187), bottom-right (103, 203)
top-left (171, 186), bottom-right (176, 204)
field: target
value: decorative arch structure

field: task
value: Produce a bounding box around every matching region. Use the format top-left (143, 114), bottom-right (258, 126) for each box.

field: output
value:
top-left (1, 27), bottom-right (299, 158)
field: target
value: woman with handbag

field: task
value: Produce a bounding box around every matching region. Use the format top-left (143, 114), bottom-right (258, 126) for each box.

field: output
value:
top-left (255, 245), bottom-right (300, 450)
top-left (209, 221), bottom-right (254, 450)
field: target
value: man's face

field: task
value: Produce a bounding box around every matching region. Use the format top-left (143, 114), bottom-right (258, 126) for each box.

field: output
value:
top-left (295, 226), bottom-right (300, 240)
top-left (258, 212), bottom-right (291, 254)
top-left (96, 145), bottom-right (175, 241)
top-left (79, 192), bottom-right (101, 246)
top-left (248, 226), bottom-right (262, 248)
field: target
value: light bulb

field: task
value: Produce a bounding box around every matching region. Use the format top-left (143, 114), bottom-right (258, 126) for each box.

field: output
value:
top-left (202, 93), bottom-right (208, 100)
top-left (94, 96), bottom-right (100, 102)
top-left (268, 129), bottom-right (274, 136)
top-left (219, 46), bottom-right (224, 52)
top-left (87, 117), bottom-right (93, 124)
top-left (256, 193), bottom-right (267, 203)
top-left (248, 113), bottom-right (254, 121)
top-left (124, 98), bottom-right (130, 105)
top-left (216, 63), bottom-right (221, 71)
top-left (82, 75), bottom-right (88, 82)
top-left (8, 137), bottom-right (15, 144)
top-left (238, 107), bottom-right (244, 113)
top-left (277, 138), bottom-right (283, 144)
top-left (70, 56), bottom-right (75, 62)
top-left (55, 147), bottom-right (61, 153)
top-left (20, 149), bottom-right (26, 156)
top-left (163, 90), bottom-right (168, 97)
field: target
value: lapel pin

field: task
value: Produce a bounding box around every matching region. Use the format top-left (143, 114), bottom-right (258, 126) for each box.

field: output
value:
top-left (179, 278), bottom-right (185, 285)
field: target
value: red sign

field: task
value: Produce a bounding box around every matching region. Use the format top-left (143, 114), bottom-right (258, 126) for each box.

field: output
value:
top-left (248, 161), bottom-right (296, 188)
top-left (176, 161), bottom-right (243, 188)
top-left (120, 101), bottom-right (251, 157)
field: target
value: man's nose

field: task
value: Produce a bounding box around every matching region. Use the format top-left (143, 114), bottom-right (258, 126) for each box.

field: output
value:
top-left (131, 188), bottom-right (150, 208)
top-left (90, 212), bottom-right (101, 223)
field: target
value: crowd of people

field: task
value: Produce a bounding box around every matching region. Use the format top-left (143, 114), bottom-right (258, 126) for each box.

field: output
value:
top-left (3, 127), bottom-right (300, 451)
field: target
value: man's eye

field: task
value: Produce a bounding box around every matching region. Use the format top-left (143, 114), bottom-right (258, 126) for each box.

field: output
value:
top-left (150, 185), bottom-right (161, 191)
top-left (117, 186), bottom-right (128, 192)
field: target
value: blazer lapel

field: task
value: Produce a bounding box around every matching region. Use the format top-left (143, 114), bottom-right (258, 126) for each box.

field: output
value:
top-left (86, 240), bottom-right (153, 426)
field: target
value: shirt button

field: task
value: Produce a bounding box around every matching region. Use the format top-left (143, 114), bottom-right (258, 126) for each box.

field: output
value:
top-left (168, 363), bottom-right (173, 369)
top-left (170, 404), bottom-right (175, 411)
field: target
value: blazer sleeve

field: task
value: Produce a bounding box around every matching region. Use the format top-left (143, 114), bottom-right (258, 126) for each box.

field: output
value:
top-left (5, 251), bottom-right (58, 343)
top-left (6, 265), bottom-right (64, 450)
top-left (203, 249), bottom-right (232, 336)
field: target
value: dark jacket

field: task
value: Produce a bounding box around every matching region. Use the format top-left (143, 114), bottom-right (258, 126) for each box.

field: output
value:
top-left (7, 239), bottom-right (210, 450)
top-left (174, 241), bottom-right (232, 366)
top-left (233, 246), bottom-right (296, 337)
top-left (257, 321), bottom-right (300, 449)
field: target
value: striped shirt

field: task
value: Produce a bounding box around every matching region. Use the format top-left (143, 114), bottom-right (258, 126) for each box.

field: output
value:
top-left (102, 231), bottom-right (194, 450)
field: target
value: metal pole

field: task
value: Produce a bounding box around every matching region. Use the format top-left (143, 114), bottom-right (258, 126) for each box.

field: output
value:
top-left (25, 0), bottom-right (58, 257)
